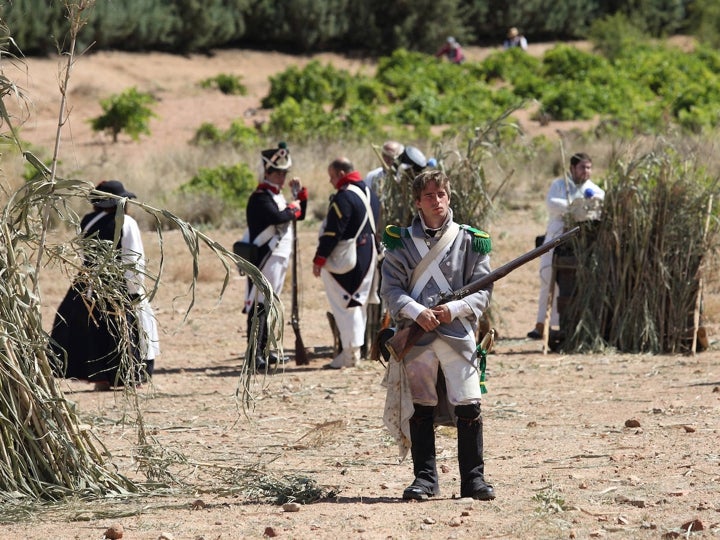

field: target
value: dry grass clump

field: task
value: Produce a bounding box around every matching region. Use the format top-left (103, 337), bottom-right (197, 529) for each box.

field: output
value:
top-left (561, 142), bottom-right (719, 353)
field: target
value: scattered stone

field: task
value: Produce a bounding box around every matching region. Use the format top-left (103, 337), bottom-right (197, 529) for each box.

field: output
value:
top-left (617, 515), bottom-right (629, 525)
top-left (423, 517), bottom-right (436, 525)
top-left (578, 481), bottom-right (588, 489)
top-left (640, 521), bottom-right (657, 529)
top-left (624, 419), bottom-right (641, 428)
top-left (282, 502), bottom-right (301, 512)
top-left (190, 499), bottom-right (206, 510)
top-left (626, 475), bottom-right (642, 485)
top-left (461, 510), bottom-right (471, 517)
top-left (682, 425), bottom-right (696, 433)
top-left (712, 386), bottom-right (718, 393)
top-left (380, 482), bottom-right (390, 489)
top-left (527, 421), bottom-right (537, 428)
top-left (680, 519), bottom-right (704, 532)
top-left (440, 464), bottom-right (450, 473)
top-left (569, 530), bottom-right (576, 538)
top-left (158, 533), bottom-right (174, 540)
top-left (588, 530), bottom-right (605, 537)
top-left (104, 524), bottom-right (123, 539)
top-left (264, 526), bottom-right (279, 537)
top-left (448, 517), bottom-right (462, 527)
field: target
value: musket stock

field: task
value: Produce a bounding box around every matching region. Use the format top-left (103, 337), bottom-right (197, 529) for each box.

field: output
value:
top-left (384, 226), bottom-right (580, 362)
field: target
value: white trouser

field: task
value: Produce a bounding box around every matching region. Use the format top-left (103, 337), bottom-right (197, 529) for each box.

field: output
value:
top-left (535, 248), bottom-right (559, 326)
top-left (321, 271), bottom-right (372, 349)
top-left (244, 253), bottom-right (290, 311)
top-left (404, 337), bottom-right (482, 406)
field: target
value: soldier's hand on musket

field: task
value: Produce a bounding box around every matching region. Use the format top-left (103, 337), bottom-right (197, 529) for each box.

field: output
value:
top-left (431, 305), bottom-right (451, 324)
top-left (289, 177), bottom-right (302, 195)
top-left (416, 308), bottom-right (442, 331)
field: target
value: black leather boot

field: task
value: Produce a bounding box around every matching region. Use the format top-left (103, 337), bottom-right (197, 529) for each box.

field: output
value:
top-left (403, 404), bottom-right (440, 500)
top-left (456, 403), bottom-right (495, 501)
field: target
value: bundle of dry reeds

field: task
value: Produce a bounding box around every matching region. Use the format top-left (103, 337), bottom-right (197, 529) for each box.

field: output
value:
top-left (0, 3), bottom-right (280, 502)
top-left (561, 145), bottom-right (719, 353)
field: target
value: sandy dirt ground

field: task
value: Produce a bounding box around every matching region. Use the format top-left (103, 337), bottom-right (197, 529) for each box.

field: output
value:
top-left (1, 45), bottom-right (718, 540)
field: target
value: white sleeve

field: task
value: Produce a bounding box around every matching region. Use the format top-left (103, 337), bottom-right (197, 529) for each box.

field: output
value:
top-left (121, 215), bottom-right (146, 295)
top-left (400, 301), bottom-right (427, 322)
top-left (445, 299), bottom-right (473, 320)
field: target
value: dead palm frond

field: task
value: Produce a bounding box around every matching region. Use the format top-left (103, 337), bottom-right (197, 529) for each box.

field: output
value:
top-left (0, 1), bottom-right (281, 502)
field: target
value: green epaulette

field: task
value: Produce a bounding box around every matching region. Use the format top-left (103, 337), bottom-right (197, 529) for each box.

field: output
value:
top-left (382, 224), bottom-right (407, 251)
top-left (460, 224), bottom-right (492, 254)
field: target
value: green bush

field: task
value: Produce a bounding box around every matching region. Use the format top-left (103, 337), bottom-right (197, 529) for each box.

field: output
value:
top-left (199, 73), bottom-right (248, 95)
top-left (191, 120), bottom-right (260, 147)
top-left (588, 12), bottom-right (650, 60)
top-left (266, 97), bottom-right (385, 142)
top-left (88, 87), bottom-right (157, 143)
top-left (479, 48), bottom-right (542, 84)
top-left (541, 45), bottom-right (608, 80)
top-left (179, 162), bottom-right (257, 213)
top-left (261, 61), bottom-right (355, 108)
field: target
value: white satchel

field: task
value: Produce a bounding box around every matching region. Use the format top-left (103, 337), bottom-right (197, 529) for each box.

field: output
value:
top-left (324, 185), bottom-right (375, 274)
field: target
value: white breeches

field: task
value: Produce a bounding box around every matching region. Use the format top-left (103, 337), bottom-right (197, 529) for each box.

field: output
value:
top-left (405, 338), bottom-right (482, 406)
top-left (535, 248), bottom-right (559, 326)
top-left (321, 266), bottom-right (375, 349)
top-left (245, 253), bottom-right (290, 311)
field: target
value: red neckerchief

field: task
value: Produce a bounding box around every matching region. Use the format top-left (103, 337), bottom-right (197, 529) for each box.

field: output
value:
top-left (257, 181), bottom-right (280, 195)
top-left (335, 170), bottom-right (363, 190)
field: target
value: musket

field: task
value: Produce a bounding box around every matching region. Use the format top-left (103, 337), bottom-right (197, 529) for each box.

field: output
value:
top-left (384, 226), bottom-right (580, 362)
top-left (291, 217), bottom-right (309, 365)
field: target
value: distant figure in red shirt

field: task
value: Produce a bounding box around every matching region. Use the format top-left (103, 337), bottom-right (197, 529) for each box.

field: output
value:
top-left (435, 36), bottom-right (465, 64)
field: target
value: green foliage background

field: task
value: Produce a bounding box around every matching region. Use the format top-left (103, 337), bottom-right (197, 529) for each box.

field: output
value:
top-left (0, 0), bottom-right (710, 56)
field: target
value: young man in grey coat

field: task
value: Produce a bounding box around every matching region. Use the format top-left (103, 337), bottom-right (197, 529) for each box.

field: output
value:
top-left (380, 169), bottom-right (495, 501)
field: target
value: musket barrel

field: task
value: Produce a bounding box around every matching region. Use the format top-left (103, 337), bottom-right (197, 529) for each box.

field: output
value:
top-left (384, 226), bottom-right (580, 361)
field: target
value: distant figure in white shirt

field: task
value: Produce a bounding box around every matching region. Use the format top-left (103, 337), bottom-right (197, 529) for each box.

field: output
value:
top-left (528, 152), bottom-right (605, 339)
top-left (503, 27), bottom-right (528, 51)
top-left (364, 140), bottom-right (405, 193)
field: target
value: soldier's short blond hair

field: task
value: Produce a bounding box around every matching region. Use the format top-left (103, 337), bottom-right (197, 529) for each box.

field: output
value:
top-left (412, 169), bottom-right (450, 201)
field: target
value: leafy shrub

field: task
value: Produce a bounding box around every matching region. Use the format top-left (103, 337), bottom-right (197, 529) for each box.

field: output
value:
top-left (179, 162), bottom-right (257, 213)
top-left (541, 45), bottom-right (608, 81)
top-left (266, 97), bottom-right (384, 142)
top-left (479, 48), bottom-right (542, 84)
top-left (88, 87), bottom-right (157, 143)
top-left (588, 12), bottom-right (649, 60)
top-left (199, 73), bottom-right (248, 95)
top-left (191, 120), bottom-right (260, 147)
top-left (261, 60), bottom-right (356, 108)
